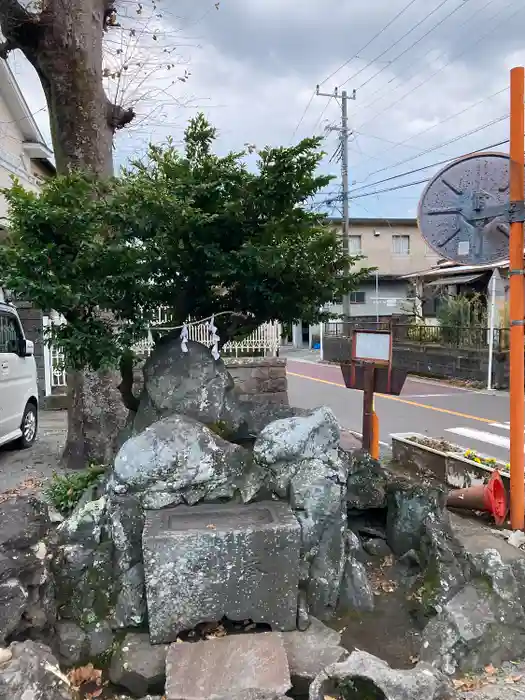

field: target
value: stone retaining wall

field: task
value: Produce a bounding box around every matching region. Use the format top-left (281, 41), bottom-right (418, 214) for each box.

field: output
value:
top-left (223, 357), bottom-right (288, 405)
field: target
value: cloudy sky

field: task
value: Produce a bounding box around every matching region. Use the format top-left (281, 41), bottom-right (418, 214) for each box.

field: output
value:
top-left (8, 0), bottom-right (525, 219)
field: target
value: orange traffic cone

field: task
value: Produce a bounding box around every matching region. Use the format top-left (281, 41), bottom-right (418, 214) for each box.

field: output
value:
top-left (446, 471), bottom-right (508, 526)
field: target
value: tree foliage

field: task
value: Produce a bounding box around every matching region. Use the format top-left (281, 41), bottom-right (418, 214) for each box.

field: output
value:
top-left (0, 114), bottom-right (369, 373)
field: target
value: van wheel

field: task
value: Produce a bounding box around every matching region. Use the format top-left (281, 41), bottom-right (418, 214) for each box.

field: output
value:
top-left (18, 402), bottom-right (38, 449)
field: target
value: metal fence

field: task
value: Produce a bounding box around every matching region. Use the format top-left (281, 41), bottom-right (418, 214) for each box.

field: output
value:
top-left (392, 324), bottom-right (510, 350)
top-left (323, 320), bottom-right (392, 338)
top-left (323, 320), bottom-right (510, 350)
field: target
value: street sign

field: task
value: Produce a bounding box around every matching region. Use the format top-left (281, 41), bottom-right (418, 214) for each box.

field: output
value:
top-left (353, 330), bottom-right (391, 364)
top-left (418, 152), bottom-right (524, 265)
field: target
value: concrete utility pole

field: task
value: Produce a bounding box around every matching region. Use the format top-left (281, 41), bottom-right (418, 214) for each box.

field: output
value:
top-left (316, 85), bottom-right (356, 319)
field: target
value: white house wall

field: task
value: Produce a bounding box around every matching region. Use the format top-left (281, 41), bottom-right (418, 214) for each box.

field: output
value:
top-left (0, 91), bottom-right (43, 224)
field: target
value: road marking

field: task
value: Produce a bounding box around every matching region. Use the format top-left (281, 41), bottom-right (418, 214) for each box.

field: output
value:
top-left (287, 371), bottom-right (498, 425)
top-left (446, 426), bottom-right (511, 449)
top-left (402, 393), bottom-right (459, 398)
top-left (490, 422), bottom-right (511, 430)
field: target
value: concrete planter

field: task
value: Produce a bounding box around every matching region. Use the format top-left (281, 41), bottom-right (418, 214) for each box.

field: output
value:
top-left (391, 432), bottom-right (510, 492)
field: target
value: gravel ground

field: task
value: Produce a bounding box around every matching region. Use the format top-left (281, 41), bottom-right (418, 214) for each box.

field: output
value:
top-left (457, 661), bottom-right (525, 699)
top-left (0, 409), bottom-right (67, 498)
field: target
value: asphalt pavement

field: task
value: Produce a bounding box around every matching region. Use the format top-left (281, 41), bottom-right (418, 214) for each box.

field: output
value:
top-left (286, 357), bottom-right (514, 463)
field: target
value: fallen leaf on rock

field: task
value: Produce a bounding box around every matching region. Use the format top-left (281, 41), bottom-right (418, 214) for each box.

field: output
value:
top-left (452, 676), bottom-right (485, 691)
top-left (409, 655), bottom-right (420, 664)
top-left (206, 524), bottom-right (216, 530)
top-left (505, 675), bottom-right (523, 684)
top-left (484, 663), bottom-right (497, 675)
top-left (67, 664), bottom-right (102, 689)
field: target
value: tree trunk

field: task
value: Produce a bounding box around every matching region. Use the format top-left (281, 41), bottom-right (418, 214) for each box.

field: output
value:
top-left (0, 0), bottom-right (135, 468)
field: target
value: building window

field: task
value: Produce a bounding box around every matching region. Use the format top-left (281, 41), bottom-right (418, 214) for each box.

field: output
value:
top-left (349, 291), bottom-right (366, 304)
top-left (348, 235), bottom-right (362, 254)
top-left (392, 234), bottom-right (410, 256)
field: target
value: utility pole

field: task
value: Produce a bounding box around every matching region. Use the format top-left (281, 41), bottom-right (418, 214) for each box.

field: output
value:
top-left (316, 85), bottom-right (356, 319)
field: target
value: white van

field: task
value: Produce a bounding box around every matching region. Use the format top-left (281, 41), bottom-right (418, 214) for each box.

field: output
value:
top-left (0, 301), bottom-right (38, 448)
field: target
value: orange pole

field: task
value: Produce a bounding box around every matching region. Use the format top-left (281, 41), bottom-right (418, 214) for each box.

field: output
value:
top-left (509, 66), bottom-right (525, 530)
top-left (371, 410), bottom-right (380, 461)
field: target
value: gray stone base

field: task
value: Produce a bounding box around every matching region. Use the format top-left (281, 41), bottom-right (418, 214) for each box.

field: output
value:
top-left (143, 502), bottom-right (301, 643)
top-left (165, 634), bottom-right (291, 700)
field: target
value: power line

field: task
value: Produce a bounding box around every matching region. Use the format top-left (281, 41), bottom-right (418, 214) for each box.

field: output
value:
top-left (353, 86), bottom-right (508, 168)
top-left (349, 137), bottom-right (509, 195)
top-left (289, 91), bottom-right (316, 144)
top-left (317, 0), bottom-right (422, 88)
top-left (355, 0), bottom-right (498, 112)
top-left (337, 0), bottom-right (456, 91)
top-left (311, 97), bottom-right (333, 134)
top-left (350, 177), bottom-right (431, 199)
top-left (353, 0), bottom-right (523, 133)
top-left (353, 0), bottom-right (470, 92)
top-left (354, 114), bottom-right (509, 185)
top-left (290, 0), bottom-right (423, 142)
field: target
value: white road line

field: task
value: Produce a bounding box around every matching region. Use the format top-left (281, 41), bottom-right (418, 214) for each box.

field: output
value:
top-left (446, 426), bottom-right (510, 449)
top-left (403, 393), bottom-right (459, 398)
top-left (490, 422), bottom-right (511, 430)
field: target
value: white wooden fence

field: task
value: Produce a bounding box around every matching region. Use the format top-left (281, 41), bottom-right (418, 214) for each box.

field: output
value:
top-left (43, 312), bottom-right (281, 393)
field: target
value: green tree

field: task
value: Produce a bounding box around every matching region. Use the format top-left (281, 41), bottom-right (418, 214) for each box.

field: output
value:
top-left (0, 115), bottom-right (369, 465)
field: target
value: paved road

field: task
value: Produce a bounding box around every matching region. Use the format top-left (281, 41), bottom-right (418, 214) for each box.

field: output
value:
top-left (287, 359), bottom-right (515, 463)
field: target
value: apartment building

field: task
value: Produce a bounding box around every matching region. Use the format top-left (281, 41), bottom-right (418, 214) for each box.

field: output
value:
top-left (292, 217), bottom-right (440, 346)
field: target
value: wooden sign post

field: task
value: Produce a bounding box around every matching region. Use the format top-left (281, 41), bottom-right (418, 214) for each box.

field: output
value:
top-left (340, 329), bottom-right (407, 456)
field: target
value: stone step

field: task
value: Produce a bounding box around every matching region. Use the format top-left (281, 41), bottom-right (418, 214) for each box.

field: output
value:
top-left (165, 633), bottom-right (291, 700)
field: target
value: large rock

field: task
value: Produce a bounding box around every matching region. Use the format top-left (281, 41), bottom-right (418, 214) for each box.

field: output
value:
top-left (386, 483), bottom-right (447, 557)
top-left (347, 452), bottom-right (388, 510)
top-left (0, 641), bottom-right (74, 699)
top-left (0, 497), bottom-right (50, 549)
top-left (338, 555), bottom-right (375, 613)
top-left (111, 414), bottom-right (257, 508)
top-left (143, 501), bottom-right (300, 643)
top-left (0, 497), bottom-right (55, 644)
top-left (309, 650), bottom-right (453, 700)
top-left (282, 617), bottom-right (347, 694)
top-left (253, 406), bottom-right (339, 464)
top-left (165, 634), bottom-right (291, 700)
top-left (107, 495), bottom-right (146, 628)
top-left (109, 632), bottom-right (167, 697)
top-left (133, 337), bottom-right (304, 439)
top-left (53, 497), bottom-right (117, 630)
top-left (134, 338), bottom-right (235, 434)
top-left (421, 549), bottom-right (525, 675)
top-left (254, 407), bottom-right (350, 621)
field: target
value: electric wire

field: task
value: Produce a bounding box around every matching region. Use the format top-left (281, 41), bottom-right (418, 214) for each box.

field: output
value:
top-left (355, 0), bottom-right (498, 112)
top-left (352, 114), bottom-right (509, 188)
top-left (353, 0), bottom-right (523, 135)
top-left (353, 86), bottom-right (508, 169)
top-left (350, 137), bottom-right (509, 195)
top-left (317, 0), bottom-right (422, 88)
top-left (352, 0), bottom-right (471, 92)
top-left (337, 0), bottom-right (456, 90)
top-left (289, 0), bottom-right (423, 142)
